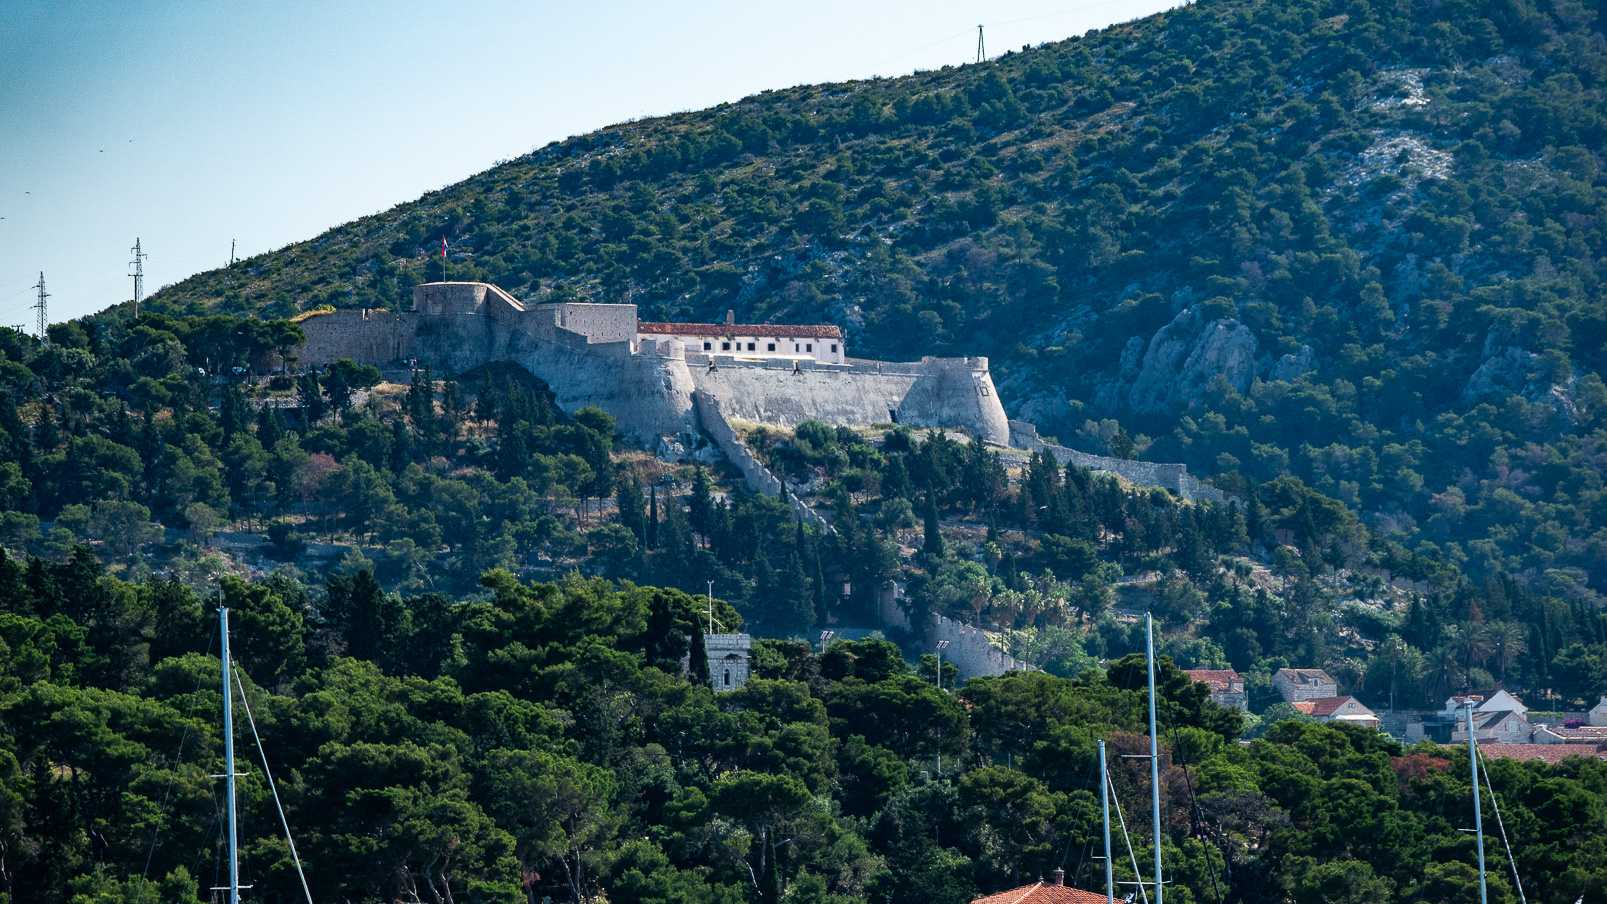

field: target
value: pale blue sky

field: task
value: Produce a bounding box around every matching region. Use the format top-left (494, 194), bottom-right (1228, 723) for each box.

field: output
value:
top-left (0, 0), bottom-right (1181, 326)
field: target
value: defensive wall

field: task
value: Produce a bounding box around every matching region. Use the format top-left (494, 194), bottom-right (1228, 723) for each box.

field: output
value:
top-left (878, 592), bottom-right (1033, 678)
top-left (692, 392), bottom-right (832, 533)
top-left (1007, 420), bottom-right (1227, 504)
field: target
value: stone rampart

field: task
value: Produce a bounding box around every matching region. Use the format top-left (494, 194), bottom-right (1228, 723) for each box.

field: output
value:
top-left (693, 392), bottom-right (832, 532)
top-left (689, 354), bottom-right (1010, 446)
top-left (930, 614), bottom-right (1033, 679)
top-left (1008, 420), bottom-right (1227, 504)
top-left (298, 309), bottom-right (420, 366)
top-left (875, 592), bottom-right (1032, 679)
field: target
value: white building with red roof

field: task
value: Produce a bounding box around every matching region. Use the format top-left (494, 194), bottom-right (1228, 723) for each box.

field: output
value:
top-left (1292, 695), bottom-right (1379, 728)
top-left (638, 310), bottom-right (846, 364)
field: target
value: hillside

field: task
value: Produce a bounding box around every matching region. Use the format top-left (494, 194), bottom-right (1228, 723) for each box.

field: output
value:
top-left (138, 0), bottom-right (1607, 602)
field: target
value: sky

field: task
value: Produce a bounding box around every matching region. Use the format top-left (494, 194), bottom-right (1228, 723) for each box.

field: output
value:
top-left (0, 0), bottom-right (1183, 327)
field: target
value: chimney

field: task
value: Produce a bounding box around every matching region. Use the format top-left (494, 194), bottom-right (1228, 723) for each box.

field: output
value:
top-left (1052, 868), bottom-right (1064, 887)
top-left (726, 309), bottom-right (735, 325)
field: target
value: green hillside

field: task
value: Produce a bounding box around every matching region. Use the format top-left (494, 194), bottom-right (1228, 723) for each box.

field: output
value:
top-left (141, 0), bottom-right (1607, 601)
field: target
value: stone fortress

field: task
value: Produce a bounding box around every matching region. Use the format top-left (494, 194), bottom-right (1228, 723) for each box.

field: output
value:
top-left (299, 281), bottom-right (1222, 505)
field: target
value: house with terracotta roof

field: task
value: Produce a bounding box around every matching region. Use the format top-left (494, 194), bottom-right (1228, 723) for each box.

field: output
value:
top-left (1532, 723), bottom-right (1607, 745)
top-left (1292, 695), bottom-right (1379, 728)
top-left (970, 869), bottom-right (1109, 904)
top-left (1273, 668), bottom-right (1337, 704)
top-left (1185, 669), bottom-right (1247, 711)
top-left (1464, 743), bottom-right (1606, 764)
top-left (638, 310), bottom-right (846, 364)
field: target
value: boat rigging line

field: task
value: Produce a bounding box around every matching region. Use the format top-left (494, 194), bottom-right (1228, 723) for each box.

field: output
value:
top-left (233, 668), bottom-right (316, 904)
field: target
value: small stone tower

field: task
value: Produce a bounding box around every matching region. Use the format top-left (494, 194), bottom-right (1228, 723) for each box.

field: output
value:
top-left (705, 633), bottom-right (752, 692)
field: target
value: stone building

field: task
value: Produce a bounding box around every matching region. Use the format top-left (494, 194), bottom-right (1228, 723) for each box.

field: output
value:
top-left (705, 633), bottom-right (752, 692)
top-left (1273, 668), bottom-right (1338, 704)
top-left (1186, 669), bottom-right (1248, 711)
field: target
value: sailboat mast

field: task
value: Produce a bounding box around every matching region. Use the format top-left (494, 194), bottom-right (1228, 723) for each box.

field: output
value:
top-left (1100, 739), bottom-right (1114, 904)
top-left (221, 605), bottom-right (240, 904)
top-left (1467, 699), bottom-right (1488, 904)
top-left (1147, 613), bottom-right (1163, 904)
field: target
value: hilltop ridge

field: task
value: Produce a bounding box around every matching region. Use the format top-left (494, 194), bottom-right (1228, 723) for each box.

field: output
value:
top-left (137, 0), bottom-right (1607, 599)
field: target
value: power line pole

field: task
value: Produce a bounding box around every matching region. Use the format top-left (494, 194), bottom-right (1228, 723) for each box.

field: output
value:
top-left (31, 272), bottom-right (48, 344)
top-left (129, 237), bottom-right (147, 318)
top-left (976, 24), bottom-right (985, 63)
top-left (229, 239), bottom-right (235, 267)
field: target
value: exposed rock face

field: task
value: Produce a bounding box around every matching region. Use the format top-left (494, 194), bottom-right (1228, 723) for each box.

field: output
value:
top-left (1129, 309), bottom-right (1258, 412)
top-left (1271, 345), bottom-right (1317, 382)
top-left (1462, 346), bottom-right (1539, 404)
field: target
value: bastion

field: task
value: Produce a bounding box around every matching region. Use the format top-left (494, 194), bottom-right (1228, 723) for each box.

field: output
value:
top-left (298, 281), bottom-right (1011, 448)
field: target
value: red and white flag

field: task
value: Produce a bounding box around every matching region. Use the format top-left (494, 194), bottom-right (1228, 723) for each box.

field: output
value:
top-left (441, 237), bottom-right (448, 258)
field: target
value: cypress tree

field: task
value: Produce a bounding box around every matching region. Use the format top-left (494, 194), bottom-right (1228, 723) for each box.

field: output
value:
top-left (922, 490), bottom-right (944, 558)
top-left (813, 546), bottom-right (827, 627)
top-left (689, 466), bottom-right (715, 545)
top-left (647, 486), bottom-right (659, 549)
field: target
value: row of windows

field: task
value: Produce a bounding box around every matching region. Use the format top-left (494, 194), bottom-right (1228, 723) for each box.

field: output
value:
top-left (699, 340), bottom-right (837, 354)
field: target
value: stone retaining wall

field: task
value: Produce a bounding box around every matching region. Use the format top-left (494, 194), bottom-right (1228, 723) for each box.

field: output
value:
top-left (693, 392), bottom-right (832, 533)
top-left (1008, 420), bottom-right (1227, 504)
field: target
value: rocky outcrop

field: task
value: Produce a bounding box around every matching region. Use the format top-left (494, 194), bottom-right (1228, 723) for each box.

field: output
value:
top-left (1270, 345), bottom-right (1317, 382)
top-left (1462, 346), bottom-right (1540, 404)
top-left (1129, 308), bottom-right (1258, 412)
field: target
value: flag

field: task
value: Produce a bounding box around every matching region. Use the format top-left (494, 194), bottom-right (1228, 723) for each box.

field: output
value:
top-left (441, 237), bottom-right (448, 258)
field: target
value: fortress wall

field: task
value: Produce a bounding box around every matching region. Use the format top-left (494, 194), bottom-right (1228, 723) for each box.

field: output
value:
top-left (303, 300), bottom-right (698, 440)
top-left (693, 392), bottom-right (832, 532)
top-left (930, 614), bottom-right (1032, 678)
top-left (535, 302), bottom-right (638, 344)
top-left (690, 355), bottom-right (1011, 444)
top-left (1008, 420), bottom-right (1228, 504)
top-left (299, 310), bottom-right (418, 366)
top-left (415, 282), bottom-right (493, 315)
top-left (893, 356), bottom-right (1011, 446)
top-left (692, 358), bottom-right (919, 430)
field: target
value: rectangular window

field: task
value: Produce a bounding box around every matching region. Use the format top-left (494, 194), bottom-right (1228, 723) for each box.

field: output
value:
top-left (747, 342), bottom-right (755, 351)
top-left (831, 344), bottom-right (838, 353)
top-left (806, 343), bottom-right (812, 352)
top-left (703, 341), bottom-right (712, 350)
top-left (794, 344), bottom-right (799, 352)
top-left (767, 343), bottom-right (776, 351)
top-left (722, 341), bottom-right (731, 350)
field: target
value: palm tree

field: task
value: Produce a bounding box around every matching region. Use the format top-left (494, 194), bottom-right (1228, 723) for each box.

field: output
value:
top-left (1486, 621), bottom-right (1528, 685)
top-left (1425, 642), bottom-right (1465, 701)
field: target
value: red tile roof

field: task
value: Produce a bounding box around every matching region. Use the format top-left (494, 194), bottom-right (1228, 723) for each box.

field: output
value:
top-left (1276, 668), bottom-right (1336, 685)
top-left (638, 321), bottom-right (842, 339)
top-left (1468, 744), bottom-right (1606, 764)
top-left (1185, 669), bottom-right (1242, 691)
top-left (1308, 695), bottom-right (1372, 718)
top-left (971, 881), bottom-right (1111, 904)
